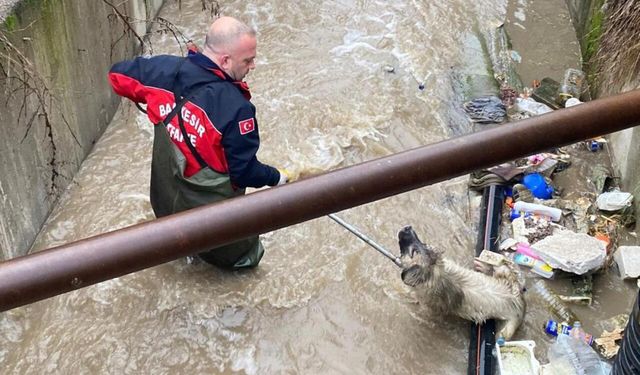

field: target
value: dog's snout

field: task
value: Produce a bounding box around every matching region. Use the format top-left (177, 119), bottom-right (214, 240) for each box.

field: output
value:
top-left (399, 226), bottom-right (424, 259)
top-left (399, 226), bottom-right (416, 239)
top-left (398, 226), bottom-right (417, 245)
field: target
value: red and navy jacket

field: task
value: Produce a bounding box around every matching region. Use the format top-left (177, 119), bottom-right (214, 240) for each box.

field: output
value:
top-left (108, 52), bottom-right (280, 188)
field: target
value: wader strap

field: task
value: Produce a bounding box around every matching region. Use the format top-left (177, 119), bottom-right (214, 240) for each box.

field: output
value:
top-left (164, 58), bottom-right (212, 170)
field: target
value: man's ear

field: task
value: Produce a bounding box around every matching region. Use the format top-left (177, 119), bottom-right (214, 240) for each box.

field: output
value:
top-left (401, 265), bottom-right (425, 287)
top-left (219, 54), bottom-right (231, 68)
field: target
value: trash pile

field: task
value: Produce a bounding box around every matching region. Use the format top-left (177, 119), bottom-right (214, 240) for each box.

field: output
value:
top-left (467, 68), bottom-right (638, 374)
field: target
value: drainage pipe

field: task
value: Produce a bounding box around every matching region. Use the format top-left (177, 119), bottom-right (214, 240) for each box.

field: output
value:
top-left (468, 184), bottom-right (504, 375)
top-left (1, 90), bottom-right (640, 312)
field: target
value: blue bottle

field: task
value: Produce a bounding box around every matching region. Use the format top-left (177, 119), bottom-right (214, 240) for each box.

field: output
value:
top-left (544, 319), bottom-right (572, 336)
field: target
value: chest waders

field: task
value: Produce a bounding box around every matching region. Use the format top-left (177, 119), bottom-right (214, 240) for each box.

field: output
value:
top-left (149, 58), bottom-right (264, 269)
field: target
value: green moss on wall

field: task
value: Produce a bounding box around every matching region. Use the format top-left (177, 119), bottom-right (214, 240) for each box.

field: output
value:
top-left (2, 14), bottom-right (18, 31)
top-left (583, 0), bottom-right (605, 64)
top-left (2, 0), bottom-right (51, 31)
top-left (582, 0), bottom-right (606, 95)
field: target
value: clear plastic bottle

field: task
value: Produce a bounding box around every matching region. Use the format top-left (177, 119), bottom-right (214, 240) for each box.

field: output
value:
top-left (547, 334), bottom-right (610, 375)
top-left (570, 321), bottom-right (584, 340)
top-left (557, 68), bottom-right (585, 106)
top-left (532, 279), bottom-right (578, 324)
top-left (569, 321), bottom-right (594, 345)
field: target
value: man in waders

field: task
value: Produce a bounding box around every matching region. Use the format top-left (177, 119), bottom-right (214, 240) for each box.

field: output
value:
top-left (108, 16), bottom-right (288, 269)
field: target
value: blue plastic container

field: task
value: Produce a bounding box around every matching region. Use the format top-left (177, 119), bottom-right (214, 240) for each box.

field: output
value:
top-left (544, 320), bottom-right (572, 336)
top-left (509, 209), bottom-right (532, 221)
top-left (523, 173), bottom-right (553, 199)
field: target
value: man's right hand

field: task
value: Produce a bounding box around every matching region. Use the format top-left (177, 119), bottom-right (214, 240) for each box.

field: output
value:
top-left (186, 40), bottom-right (200, 54)
top-left (277, 169), bottom-right (291, 185)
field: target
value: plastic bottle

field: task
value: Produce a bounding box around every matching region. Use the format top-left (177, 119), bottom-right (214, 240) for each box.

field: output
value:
top-left (544, 319), bottom-right (572, 336)
top-left (514, 253), bottom-right (554, 278)
top-left (557, 68), bottom-right (585, 106)
top-left (569, 321), bottom-right (594, 345)
top-left (546, 334), bottom-right (609, 375)
top-left (513, 201), bottom-right (562, 222)
top-left (532, 280), bottom-right (578, 324)
top-left (546, 320), bottom-right (594, 345)
top-left (516, 242), bottom-right (541, 260)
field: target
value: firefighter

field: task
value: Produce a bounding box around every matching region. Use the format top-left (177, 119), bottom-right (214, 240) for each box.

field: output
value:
top-left (108, 16), bottom-right (289, 269)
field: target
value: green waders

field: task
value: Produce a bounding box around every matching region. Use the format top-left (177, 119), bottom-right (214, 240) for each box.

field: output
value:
top-left (150, 123), bottom-right (264, 269)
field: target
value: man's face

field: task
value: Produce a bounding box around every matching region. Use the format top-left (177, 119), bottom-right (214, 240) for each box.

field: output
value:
top-left (223, 34), bottom-right (257, 81)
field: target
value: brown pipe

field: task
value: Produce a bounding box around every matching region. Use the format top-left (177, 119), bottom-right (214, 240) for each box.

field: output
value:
top-left (2, 90), bottom-right (640, 311)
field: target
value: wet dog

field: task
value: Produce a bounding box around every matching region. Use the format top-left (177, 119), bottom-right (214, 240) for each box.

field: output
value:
top-left (398, 226), bottom-right (525, 339)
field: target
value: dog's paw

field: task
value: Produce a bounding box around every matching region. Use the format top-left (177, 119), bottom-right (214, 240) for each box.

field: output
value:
top-left (473, 259), bottom-right (493, 275)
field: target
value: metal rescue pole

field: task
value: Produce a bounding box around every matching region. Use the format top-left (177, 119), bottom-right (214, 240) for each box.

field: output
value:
top-left (2, 90), bottom-right (640, 311)
top-left (327, 214), bottom-right (403, 267)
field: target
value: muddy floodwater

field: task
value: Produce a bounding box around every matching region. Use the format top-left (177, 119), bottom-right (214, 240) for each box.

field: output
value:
top-left (0, 0), bottom-right (636, 373)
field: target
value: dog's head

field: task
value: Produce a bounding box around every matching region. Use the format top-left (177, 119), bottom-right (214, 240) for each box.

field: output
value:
top-left (398, 226), bottom-right (441, 287)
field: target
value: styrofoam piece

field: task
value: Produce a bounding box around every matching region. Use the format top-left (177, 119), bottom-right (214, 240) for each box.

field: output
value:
top-left (614, 246), bottom-right (640, 279)
top-left (496, 340), bottom-right (540, 375)
top-left (531, 231), bottom-right (607, 275)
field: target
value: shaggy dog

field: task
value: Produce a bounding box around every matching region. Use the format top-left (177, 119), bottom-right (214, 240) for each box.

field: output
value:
top-left (398, 226), bottom-right (525, 340)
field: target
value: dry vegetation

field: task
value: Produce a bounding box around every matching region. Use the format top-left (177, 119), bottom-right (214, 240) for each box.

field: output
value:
top-left (593, 0), bottom-right (640, 93)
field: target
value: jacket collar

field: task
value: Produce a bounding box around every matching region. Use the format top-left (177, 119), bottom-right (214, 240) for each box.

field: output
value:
top-left (187, 52), bottom-right (252, 100)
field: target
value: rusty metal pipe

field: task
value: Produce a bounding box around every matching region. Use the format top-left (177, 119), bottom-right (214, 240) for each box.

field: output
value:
top-left (2, 90), bottom-right (640, 311)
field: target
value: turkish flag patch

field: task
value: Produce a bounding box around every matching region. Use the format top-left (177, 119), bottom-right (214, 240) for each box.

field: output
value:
top-left (238, 118), bottom-right (255, 135)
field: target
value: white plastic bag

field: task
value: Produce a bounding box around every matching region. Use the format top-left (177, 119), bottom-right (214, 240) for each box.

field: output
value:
top-left (596, 191), bottom-right (633, 211)
top-left (514, 97), bottom-right (553, 116)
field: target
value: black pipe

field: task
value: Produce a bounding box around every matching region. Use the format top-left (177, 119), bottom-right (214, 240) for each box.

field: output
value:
top-left (1, 90), bottom-right (640, 311)
top-left (468, 184), bottom-right (504, 375)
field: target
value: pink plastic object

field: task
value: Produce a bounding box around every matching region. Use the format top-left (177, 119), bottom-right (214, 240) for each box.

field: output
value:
top-left (516, 243), bottom-right (542, 260)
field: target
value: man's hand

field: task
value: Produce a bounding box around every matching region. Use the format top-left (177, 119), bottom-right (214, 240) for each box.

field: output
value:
top-left (186, 40), bottom-right (201, 54)
top-left (277, 169), bottom-right (291, 185)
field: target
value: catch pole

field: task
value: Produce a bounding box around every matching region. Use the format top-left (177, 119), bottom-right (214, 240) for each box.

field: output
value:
top-left (327, 214), bottom-right (403, 267)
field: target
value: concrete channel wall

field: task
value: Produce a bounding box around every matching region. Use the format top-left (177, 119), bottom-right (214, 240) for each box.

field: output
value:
top-left (566, 0), bottom-right (640, 229)
top-left (0, 0), bottom-right (164, 260)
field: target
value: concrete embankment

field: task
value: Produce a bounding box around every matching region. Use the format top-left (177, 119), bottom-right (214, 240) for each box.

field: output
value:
top-left (0, 0), bottom-right (164, 260)
top-left (566, 0), bottom-right (640, 226)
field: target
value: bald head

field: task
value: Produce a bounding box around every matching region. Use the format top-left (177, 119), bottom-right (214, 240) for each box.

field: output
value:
top-left (204, 17), bottom-right (256, 55)
top-left (203, 17), bottom-right (257, 81)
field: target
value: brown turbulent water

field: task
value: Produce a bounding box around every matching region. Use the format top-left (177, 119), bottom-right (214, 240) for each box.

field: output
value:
top-left (1, 0), bottom-right (635, 373)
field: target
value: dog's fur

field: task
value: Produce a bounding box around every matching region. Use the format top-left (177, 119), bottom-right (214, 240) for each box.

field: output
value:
top-left (398, 226), bottom-right (525, 340)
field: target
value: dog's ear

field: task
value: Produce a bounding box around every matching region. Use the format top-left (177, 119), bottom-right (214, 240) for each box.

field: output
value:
top-left (401, 264), bottom-right (427, 287)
